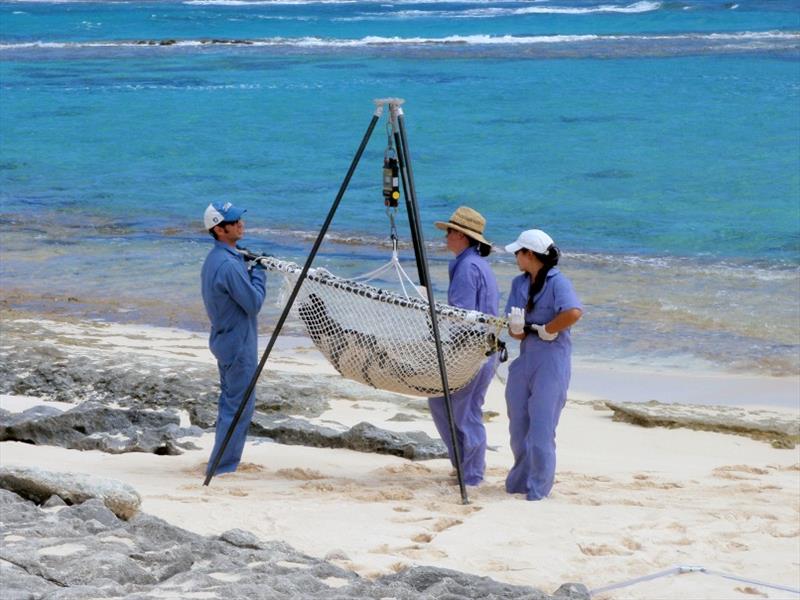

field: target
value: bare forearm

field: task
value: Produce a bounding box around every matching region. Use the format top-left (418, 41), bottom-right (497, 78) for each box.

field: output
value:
top-left (544, 308), bottom-right (582, 334)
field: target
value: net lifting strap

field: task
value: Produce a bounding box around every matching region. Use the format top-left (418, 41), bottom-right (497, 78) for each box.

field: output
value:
top-left (254, 255), bottom-right (507, 397)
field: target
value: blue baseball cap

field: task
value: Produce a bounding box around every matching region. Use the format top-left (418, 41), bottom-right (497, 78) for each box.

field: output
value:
top-left (204, 201), bottom-right (246, 230)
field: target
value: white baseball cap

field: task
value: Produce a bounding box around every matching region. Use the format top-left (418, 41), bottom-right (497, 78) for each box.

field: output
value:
top-left (204, 201), bottom-right (246, 230)
top-left (504, 229), bottom-right (555, 254)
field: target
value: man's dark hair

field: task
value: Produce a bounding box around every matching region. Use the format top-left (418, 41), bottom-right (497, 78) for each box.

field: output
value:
top-left (209, 220), bottom-right (238, 240)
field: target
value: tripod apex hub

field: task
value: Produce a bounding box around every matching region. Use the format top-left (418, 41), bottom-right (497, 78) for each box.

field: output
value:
top-left (374, 97), bottom-right (405, 106)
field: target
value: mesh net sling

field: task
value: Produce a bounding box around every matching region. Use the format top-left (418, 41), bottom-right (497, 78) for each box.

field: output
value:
top-left (254, 256), bottom-right (506, 397)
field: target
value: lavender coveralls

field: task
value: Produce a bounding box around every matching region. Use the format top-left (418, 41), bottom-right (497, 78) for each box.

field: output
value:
top-left (428, 246), bottom-right (499, 486)
top-left (504, 268), bottom-right (582, 500)
top-left (201, 241), bottom-right (266, 476)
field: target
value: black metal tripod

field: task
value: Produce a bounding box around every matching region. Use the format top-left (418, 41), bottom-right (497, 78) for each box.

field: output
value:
top-left (203, 98), bottom-right (469, 505)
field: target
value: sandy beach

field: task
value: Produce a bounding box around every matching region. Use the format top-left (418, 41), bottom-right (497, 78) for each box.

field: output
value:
top-left (1, 314), bottom-right (798, 599)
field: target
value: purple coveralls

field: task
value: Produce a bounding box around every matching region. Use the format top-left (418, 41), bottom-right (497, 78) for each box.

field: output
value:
top-left (428, 246), bottom-right (499, 486)
top-left (504, 268), bottom-right (582, 500)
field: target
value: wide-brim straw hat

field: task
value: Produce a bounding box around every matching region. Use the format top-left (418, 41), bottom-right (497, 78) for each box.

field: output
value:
top-left (434, 206), bottom-right (491, 246)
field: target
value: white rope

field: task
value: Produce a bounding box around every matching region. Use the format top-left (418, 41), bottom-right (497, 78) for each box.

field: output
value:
top-left (352, 250), bottom-right (427, 301)
top-left (589, 565), bottom-right (800, 597)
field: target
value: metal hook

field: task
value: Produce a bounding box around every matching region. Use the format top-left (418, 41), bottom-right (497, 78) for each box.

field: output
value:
top-left (384, 121), bottom-right (396, 160)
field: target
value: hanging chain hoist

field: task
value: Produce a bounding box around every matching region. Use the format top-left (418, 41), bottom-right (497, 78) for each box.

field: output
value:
top-left (382, 121), bottom-right (400, 209)
top-left (383, 121), bottom-right (401, 251)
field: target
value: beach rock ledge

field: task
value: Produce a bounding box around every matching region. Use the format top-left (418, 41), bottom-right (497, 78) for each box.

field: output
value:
top-left (0, 485), bottom-right (589, 599)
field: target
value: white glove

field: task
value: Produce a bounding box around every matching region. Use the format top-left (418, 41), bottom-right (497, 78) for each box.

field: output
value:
top-left (507, 307), bottom-right (525, 336)
top-left (532, 323), bottom-right (558, 342)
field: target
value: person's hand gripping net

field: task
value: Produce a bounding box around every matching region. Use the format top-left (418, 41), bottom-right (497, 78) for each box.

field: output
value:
top-left (532, 323), bottom-right (558, 342)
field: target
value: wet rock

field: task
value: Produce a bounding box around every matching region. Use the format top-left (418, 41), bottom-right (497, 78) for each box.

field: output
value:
top-left (0, 401), bottom-right (201, 455)
top-left (0, 466), bottom-right (141, 519)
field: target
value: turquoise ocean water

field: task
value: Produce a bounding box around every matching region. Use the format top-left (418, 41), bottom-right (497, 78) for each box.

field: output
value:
top-left (1, 0), bottom-right (799, 377)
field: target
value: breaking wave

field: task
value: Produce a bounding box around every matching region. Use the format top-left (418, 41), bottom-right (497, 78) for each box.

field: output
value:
top-left (2, 30), bottom-right (798, 51)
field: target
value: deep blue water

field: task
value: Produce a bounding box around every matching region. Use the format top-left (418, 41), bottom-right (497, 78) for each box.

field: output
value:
top-left (1, 0), bottom-right (799, 377)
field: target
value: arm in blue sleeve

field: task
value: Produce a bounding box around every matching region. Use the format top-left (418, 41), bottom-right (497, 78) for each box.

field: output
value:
top-left (553, 274), bottom-right (583, 314)
top-left (448, 263), bottom-right (480, 310)
top-left (222, 262), bottom-right (267, 316)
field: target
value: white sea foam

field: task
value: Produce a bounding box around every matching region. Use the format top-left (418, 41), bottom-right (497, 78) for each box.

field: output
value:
top-left (458, 0), bottom-right (662, 17)
top-left (3, 30), bottom-right (798, 52)
top-left (567, 251), bottom-right (800, 282)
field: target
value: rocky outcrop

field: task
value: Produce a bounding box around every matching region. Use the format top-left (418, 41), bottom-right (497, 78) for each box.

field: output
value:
top-left (0, 319), bottom-right (418, 420)
top-left (0, 466), bottom-right (141, 519)
top-left (605, 400), bottom-right (799, 449)
top-left (248, 414), bottom-right (448, 460)
top-left (0, 487), bottom-right (588, 599)
top-left (0, 402), bottom-right (201, 455)
top-left (340, 421), bottom-right (446, 460)
top-left (0, 318), bottom-right (442, 460)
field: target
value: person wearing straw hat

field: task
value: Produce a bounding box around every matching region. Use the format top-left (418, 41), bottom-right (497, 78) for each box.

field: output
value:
top-left (430, 206), bottom-right (500, 486)
top-left (201, 201), bottom-right (266, 477)
top-left (503, 229), bottom-right (582, 500)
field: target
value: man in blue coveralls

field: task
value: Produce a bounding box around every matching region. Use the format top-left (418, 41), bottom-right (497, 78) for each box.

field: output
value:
top-left (429, 206), bottom-right (500, 486)
top-left (201, 201), bottom-right (266, 476)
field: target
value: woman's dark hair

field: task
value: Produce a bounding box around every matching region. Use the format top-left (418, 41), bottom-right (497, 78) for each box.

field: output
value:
top-left (466, 236), bottom-right (492, 257)
top-left (526, 244), bottom-right (560, 312)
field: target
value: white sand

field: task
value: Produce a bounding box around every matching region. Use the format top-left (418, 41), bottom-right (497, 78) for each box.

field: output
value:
top-left (2, 319), bottom-right (799, 599)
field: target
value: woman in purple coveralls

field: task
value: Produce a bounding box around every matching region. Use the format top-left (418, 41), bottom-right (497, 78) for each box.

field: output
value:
top-left (429, 206), bottom-right (500, 486)
top-left (504, 229), bottom-right (583, 500)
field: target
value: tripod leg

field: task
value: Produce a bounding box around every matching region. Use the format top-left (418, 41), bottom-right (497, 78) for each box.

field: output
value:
top-left (393, 105), bottom-right (469, 505)
top-left (393, 129), bottom-right (428, 289)
top-left (203, 108), bottom-right (383, 486)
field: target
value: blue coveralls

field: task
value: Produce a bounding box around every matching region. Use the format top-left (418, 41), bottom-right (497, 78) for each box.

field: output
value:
top-left (428, 246), bottom-right (499, 486)
top-left (504, 268), bottom-right (582, 500)
top-left (201, 241), bottom-right (266, 476)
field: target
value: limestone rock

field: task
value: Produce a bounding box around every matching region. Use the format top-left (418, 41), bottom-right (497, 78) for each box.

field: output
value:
top-left (0, 466), bottom-right (141, 519)
top-left (248, 414), bottom-right (447, 460)
top-left (0, 488), bottom-right (582, 599)
top-left (0, 401), bottom-right (201, 455)
top-left (605, 400), bottom-right (799, 448)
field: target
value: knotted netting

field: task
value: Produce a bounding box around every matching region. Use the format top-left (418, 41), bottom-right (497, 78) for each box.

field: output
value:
top-left (254, 256), bottom-right (506, 397)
